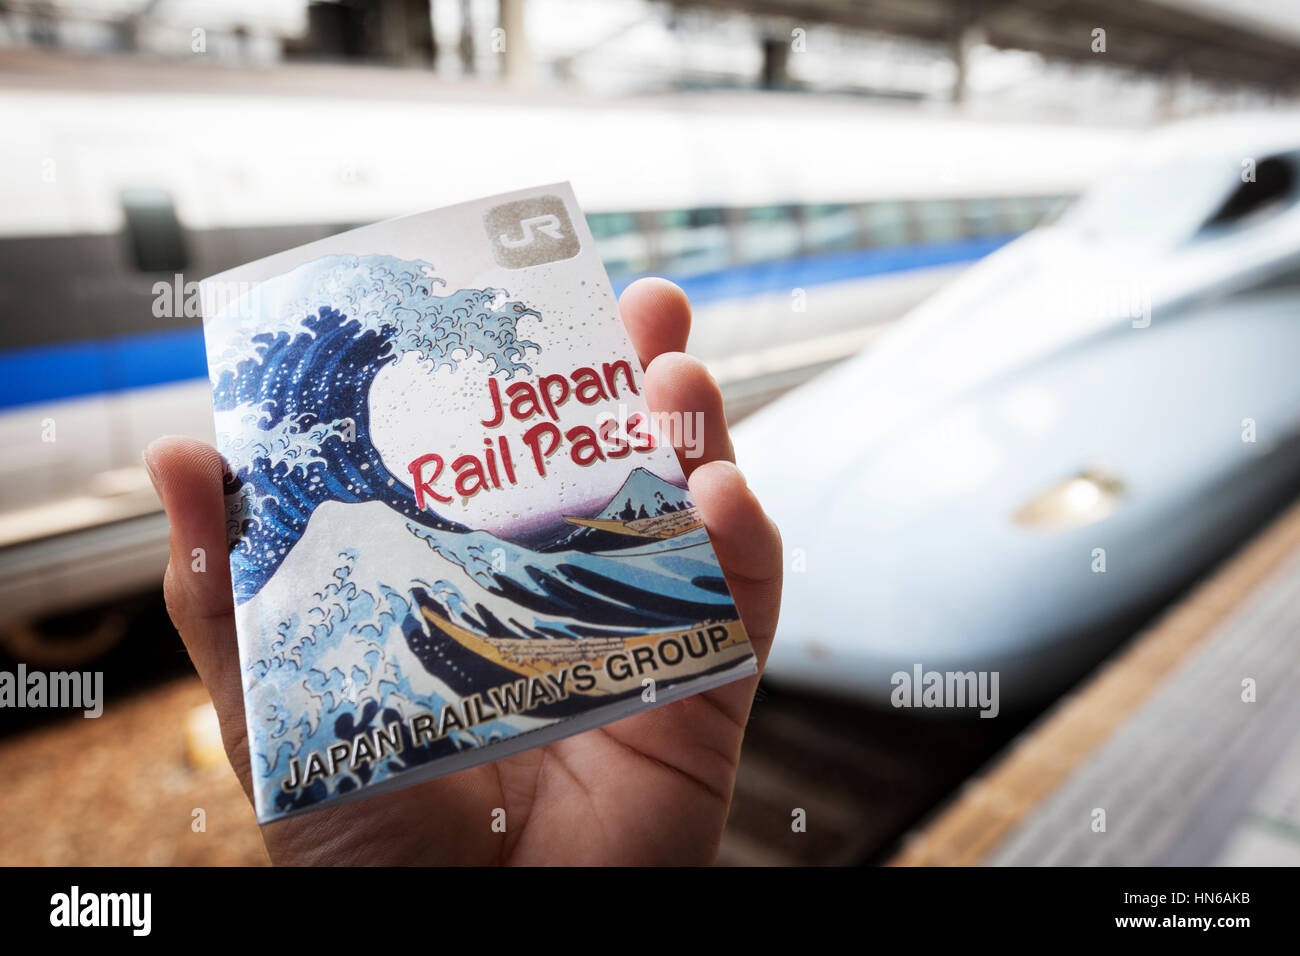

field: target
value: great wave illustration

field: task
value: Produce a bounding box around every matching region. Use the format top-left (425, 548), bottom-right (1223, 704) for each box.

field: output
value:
top-left (206, 254), bottom-right (742, 818)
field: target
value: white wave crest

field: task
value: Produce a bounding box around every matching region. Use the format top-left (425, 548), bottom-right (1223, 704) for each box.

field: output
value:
top-left (214, 400), bottom-right (355, 477)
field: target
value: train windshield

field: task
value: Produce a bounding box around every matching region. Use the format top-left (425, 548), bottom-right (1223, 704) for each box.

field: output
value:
top-left (1059, 154), bottom-right (1236, 244)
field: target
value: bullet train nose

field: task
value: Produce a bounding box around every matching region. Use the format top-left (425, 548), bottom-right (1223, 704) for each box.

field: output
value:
top-left (734, 184), bottom-right (1300, 708)
top-left (744, 444), bottom-right (1119, 706)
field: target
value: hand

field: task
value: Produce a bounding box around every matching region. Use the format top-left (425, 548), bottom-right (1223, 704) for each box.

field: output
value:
top-left (146, 278), bottom-right (782, 865)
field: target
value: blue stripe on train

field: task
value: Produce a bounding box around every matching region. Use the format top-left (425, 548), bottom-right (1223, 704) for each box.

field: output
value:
top-left (0, 233), bottom-right (1016, 411)
top-left (615, 233), bottom-right (1016, 304)
top-left (0, 327), bottom-right (210, 410)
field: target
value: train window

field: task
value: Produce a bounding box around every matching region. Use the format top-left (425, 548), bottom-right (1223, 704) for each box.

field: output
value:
top-left (1027, 195), bottom-right (1064, 224)
top-left (655, 207), bottom-right (731, 275)
top-left (120, 188), bottom-right (188, 273)
top-left (735, 204), bottom-right (802, 264)
top-left (1001, 196), bottom-right (1041, 232)
top-left (963, 198), bottom-right (1003, 236)
top-left (862, 201), bottom-right (910, 247)
top-left (1031, 195), bottom-right (1069, 227)
top-left (1203, 155), bottom-right (1296, 230)
top-left (587, 211), bottom-right (650, 276)
top-left (804, 203), bottom-right (860, 253)
top-left (914, 199), bottom-right (963, 242)
top-left (587, 211), bottom-right (636, 240)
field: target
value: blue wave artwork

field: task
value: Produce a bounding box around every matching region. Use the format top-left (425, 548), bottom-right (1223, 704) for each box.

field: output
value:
top-left (204, 253), bottom-right (743, 819)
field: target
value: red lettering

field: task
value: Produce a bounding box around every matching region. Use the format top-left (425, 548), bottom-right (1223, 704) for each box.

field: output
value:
top-left (565, 424), bottom-right (606, 466)
top-left (452, 454), bottom-right (489, 499)
top-left (602, 360), bottom-right (638, 397)
top-left (538, 373), bottom-right (571, 421)
top-left (571, 366), bottom-right (609, 404)
top-left (407, 453), bottom-right (453, 509)
top-left (522, 422), bottom-right (562, 477)
top-left (506, 381), bottom-right (542, 422)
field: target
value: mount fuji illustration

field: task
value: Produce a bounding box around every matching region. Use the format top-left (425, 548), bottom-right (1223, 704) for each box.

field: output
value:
top-left (547, 467), bottom-right (698, 552)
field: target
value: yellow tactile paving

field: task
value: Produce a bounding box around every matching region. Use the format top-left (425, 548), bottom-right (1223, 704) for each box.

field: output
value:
top-left (892, 494), bottom-right (1300, 866)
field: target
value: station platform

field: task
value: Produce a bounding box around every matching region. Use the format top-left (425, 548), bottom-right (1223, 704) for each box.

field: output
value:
top-left (894, 493), bottom-right (1300, 866)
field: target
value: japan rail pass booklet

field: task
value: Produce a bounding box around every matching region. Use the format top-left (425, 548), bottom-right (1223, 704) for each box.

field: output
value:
top-left (199, 183), bottom-right (756, 823)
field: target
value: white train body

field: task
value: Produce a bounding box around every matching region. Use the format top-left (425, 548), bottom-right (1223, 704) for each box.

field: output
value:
top-left (737, 113), bottom-right (1300, 705)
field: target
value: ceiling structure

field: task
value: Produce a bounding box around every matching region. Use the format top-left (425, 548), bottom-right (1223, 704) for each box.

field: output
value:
top-left (664, 0), bottom-right (1300, 90)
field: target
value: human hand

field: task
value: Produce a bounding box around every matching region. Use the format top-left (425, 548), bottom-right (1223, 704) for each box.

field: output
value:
top-left (146, 278), bottom-right (782, 865)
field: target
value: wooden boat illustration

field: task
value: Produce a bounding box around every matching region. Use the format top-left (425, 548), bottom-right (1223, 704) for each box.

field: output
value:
top-left (561, 506), bottom-right (703, 540)
top-left (408, 597), bottom-right (750, 711)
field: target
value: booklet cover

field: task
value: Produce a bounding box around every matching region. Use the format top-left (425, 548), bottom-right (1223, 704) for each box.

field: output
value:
top-left (198, 183), bottom-right (757, 823)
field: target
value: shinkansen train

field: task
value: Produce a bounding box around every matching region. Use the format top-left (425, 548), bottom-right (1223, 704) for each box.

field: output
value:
top-left (0, 57), bottom-right (1134, 661)
top-left (738, 111), bottom-right (1300, 707)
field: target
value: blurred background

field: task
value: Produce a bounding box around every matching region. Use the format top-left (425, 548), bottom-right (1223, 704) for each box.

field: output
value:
top-left (2, 0), bottom-right (1300, 866)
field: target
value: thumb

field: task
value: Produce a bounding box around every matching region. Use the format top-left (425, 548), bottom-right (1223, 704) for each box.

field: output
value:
top-left (144, 435), bottom-right (254, 799)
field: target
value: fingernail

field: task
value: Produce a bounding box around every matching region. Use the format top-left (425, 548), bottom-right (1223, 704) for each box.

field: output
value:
top-left (142, 445), bottom-right (161, 497)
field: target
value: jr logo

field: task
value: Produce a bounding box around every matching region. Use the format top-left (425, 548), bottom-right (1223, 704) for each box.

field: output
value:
top-left (499, 214), bottom-right (565, 248)
top-left (485, 194), bottom-right (581, 268)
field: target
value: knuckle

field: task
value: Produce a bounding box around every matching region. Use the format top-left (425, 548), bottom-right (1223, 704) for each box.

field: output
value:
top-left (162, 561), bottom-right (185, 618)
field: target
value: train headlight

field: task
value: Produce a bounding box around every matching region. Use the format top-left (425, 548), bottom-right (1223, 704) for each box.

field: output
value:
top-left (1012, 469), bottom-right (1124, 530)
